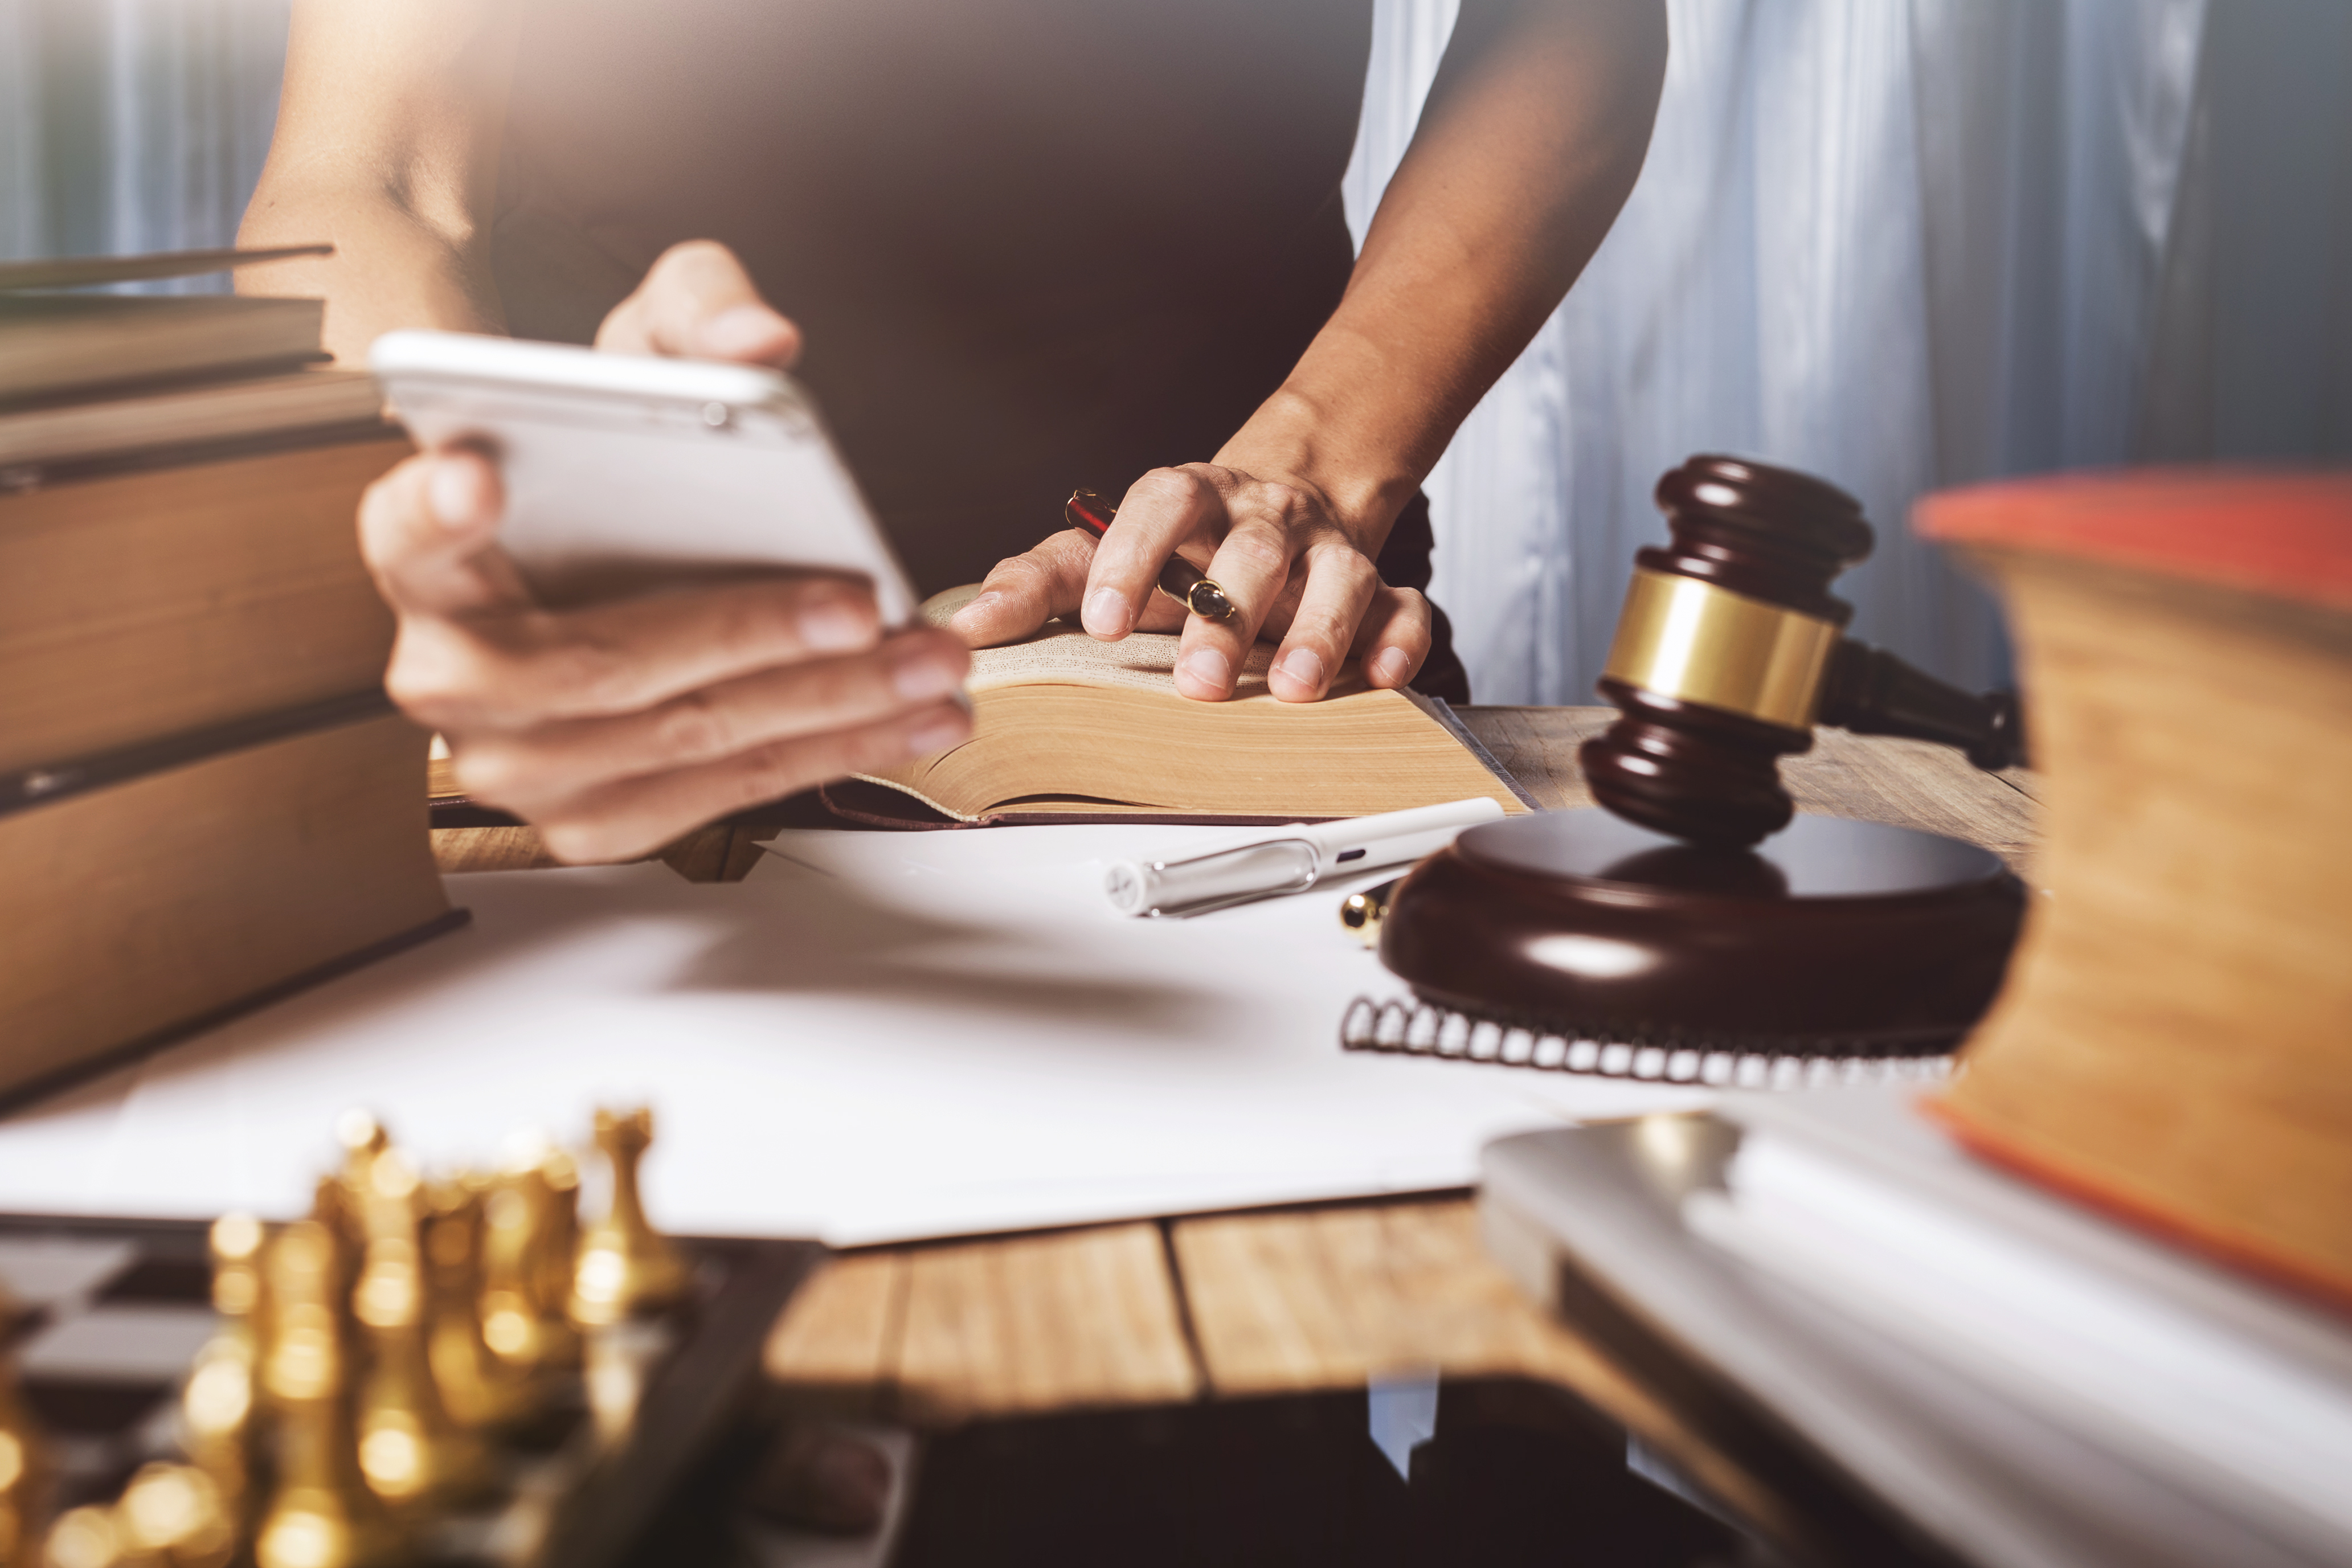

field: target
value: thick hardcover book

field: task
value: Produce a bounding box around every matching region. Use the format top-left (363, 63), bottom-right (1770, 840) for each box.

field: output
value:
top-left (0, 707), bottom-right (457, 1106)
top-left (850, 608), bottom-right (1532, 825)
top-left (0, 431), bottom-right (410, 773)
top-left (1913, 470), bottom-right (2352, 1309)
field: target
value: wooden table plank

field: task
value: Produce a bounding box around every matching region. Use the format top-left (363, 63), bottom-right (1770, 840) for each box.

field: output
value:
top-left (1455, 706), bottom-right (1611, 810)
top-left (883, 1225), bottom-right (1201, 1423)
top-left (1463, 706), bottom-right (2042, 875)
top-left (1173, 1199), bottom-right (1629, 1395)
top-left (763, 1250), bottom-right (907, 1420)
top-left (1785, 729), bottom-right (2040, 875)
top-left (1173, 1198), bottom-right (1796, 1537)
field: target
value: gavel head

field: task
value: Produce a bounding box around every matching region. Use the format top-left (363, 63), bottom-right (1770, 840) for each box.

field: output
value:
top-left (1580, 455), bottom-right (1874, 848)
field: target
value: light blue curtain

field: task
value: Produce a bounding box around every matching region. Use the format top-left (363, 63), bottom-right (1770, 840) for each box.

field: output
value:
top-left (0, 0), bottom-right (290, 290)
top-left (1346, 0), bottom-right (2247, 703)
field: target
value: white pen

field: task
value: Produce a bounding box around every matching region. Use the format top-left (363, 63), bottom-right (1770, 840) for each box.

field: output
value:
top-left (1102, 797), bottom-right (1507, 918)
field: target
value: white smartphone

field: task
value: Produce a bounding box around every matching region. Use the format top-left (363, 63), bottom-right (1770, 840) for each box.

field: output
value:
top-left (368, 330), bottom-right (919, 625)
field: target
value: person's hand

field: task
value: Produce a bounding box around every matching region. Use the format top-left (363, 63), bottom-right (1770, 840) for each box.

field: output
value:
top-left (949, 464), bottom-right (1431, 703)
top-left (363, 241), bottom-right (971, 863)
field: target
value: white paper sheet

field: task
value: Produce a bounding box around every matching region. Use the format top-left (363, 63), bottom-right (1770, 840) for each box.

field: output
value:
top-left (0, 825), bottom-right (1707, 1244)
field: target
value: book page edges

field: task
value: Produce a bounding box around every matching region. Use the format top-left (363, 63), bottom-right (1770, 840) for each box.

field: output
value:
top-left (860, 687), bottom-right (1523, 821)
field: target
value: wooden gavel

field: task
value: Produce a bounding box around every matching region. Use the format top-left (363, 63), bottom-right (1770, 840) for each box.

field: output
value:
top-left (1581, 455), bottom-right (2026, 848)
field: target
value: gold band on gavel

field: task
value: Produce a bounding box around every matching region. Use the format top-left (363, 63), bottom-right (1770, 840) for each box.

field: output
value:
top-left (1600, 568), bottom-right (1839, 731)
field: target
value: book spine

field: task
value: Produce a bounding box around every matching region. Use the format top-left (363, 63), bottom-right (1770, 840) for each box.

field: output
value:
top-left (0, 417), bottom-right (403, 494)
top-left (0, 688), bottom-right (396, 819)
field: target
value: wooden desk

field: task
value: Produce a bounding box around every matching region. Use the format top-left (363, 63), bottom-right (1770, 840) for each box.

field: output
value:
top-left (431, 707), bottom-right (2040, 1431)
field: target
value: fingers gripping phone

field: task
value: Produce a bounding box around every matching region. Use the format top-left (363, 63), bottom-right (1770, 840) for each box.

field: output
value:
top-left (369, 331), bottom-right (920, 625)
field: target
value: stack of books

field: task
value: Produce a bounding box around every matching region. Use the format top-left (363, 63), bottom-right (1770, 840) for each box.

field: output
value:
top-left (1689, 1087), bottom-right (2352, 1567)
top-left (0, 247), bottom-right (457, 1106)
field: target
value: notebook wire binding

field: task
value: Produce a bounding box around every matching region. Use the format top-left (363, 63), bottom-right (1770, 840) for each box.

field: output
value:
top-left (1340, 996), bottom-right (1958, 1090)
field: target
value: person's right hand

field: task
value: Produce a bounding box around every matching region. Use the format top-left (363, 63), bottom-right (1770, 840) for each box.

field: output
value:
top-left (362, 243), bottom-right (972, 865)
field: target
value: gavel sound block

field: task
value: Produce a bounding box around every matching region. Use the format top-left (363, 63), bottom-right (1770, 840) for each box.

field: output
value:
top-left (1377, 457), bottom-right (2028, 1057)
top-left (1380, 811), bottom-right (2023, 1053)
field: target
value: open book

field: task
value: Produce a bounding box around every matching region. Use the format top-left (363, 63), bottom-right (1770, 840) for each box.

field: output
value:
top-left (847, 592), bottom-right (1532, 823)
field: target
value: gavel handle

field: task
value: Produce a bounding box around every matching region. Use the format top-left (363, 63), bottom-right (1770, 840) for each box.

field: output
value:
top-left (1818, 639), bottom-right (2028, 772)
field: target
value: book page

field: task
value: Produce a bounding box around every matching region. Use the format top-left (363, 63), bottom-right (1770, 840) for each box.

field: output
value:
top-left (969, 624), bottom-right (1275, 696)
top-left (940, 619), bottom-right (1367, 703)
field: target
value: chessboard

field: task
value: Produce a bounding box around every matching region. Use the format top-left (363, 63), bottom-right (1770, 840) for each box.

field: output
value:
top-left (0, 1113), bottom-right (820, 1568)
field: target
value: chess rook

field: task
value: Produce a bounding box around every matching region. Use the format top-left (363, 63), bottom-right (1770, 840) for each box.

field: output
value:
top-left (572, 1108), bottom-right (690, 1326)
top-left (1581, 455), bottom-right (2026, 847)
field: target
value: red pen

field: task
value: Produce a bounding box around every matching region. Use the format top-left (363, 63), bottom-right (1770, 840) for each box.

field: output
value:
top-left (1065, 489), bottom-right (1238, 622)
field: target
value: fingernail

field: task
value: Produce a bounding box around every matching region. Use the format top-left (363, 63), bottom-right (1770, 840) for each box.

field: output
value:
top-left (889, 644), bottom-right (966, 703)
top-left (799, 596), bottom-right (874, 653)
top-left (1083, 588), bottom-right (1131, 638)
top-left (427, 460), bottom-right (482, 530)
top-left (701, 303), bottom-right (792, 358)
top-left (1178, 647), bottom-right (1231, 693)
top-left (1371, 648), bottom-right (1412, 686)
top-left (1275, 647), bottom-right (1323, 691)
top-left (905, 710), bottom-right (969, 756)
top-left (949, 591), bottom-right (1001, 627)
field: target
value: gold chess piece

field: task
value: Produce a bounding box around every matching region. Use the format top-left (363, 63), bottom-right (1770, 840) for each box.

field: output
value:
top-left (333, 1110), bottom-right (390, 1193)
top-left (182, 1213), bottom-right (266, 1522)
top-left (535, 1145), bottom-right (582, 1330)
top-left (115, 1463), bottom-right (235, 1568)
top-left (254, 1219), bottom-right (397, 1568)
top-left (420, 1178), bottom-right (532, 1434)
top-left (40, 1505), bottom-right (120, 1568)
top-left (1, 1308), bottom-right (54, 1568)
top-left (571, 1108), bottom-right (689, 1326)
top-left (350, 1155), bottom-right (494, 1510)
top-left (478, 1137), bottom-right (582, 1387)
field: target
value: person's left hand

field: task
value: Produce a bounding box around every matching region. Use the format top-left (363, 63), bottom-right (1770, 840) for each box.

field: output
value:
top-left (948, 464), bottom-right (1432, 703)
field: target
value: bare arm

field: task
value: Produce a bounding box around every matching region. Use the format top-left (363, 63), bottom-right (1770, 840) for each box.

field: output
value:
top-left (237, 10), bottom-right (964, 862)
top-left (235, 0), bottom-right (522, 358)
top-left (1241, 0), bottom-right (1667, 530)
top-left (955, 0), bottom-right (1667, 701)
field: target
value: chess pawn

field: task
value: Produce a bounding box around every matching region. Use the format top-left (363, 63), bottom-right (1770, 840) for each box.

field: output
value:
top-left (478, 1140), bottom-right (582, 1386)
top-left (419, 1180), bottom-right (531, 1434)
top-left (1581, 455), bottom-right (2026, 847)
top-left (1, 1307), bottom-right (55, 1568)
top-left (255, 1221), bottom-right (398, 1568)
top-left (349, 1156), bottom-right (494, 1510)
top-left (180, 1214), bottom-right (267, 1524)
top-left (571, 1108), bottom-right (689, 1327)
